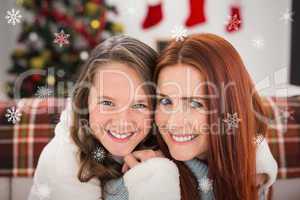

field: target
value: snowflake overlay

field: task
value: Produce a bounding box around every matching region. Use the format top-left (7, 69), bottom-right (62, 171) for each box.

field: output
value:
top-left (278, 108), bottom-right (293, 123)
top-left (252, 37), bottom-right (265, 49)
top-left (53, 30), bottom-right (70, 47)
top-left (92, 146), bottom-right (107, 163)
top-left (35, 86), bottom-right (53, 98)
top-left (223, 112), bottom-right (242, 129)
top-left (171, 25), bottom-right (188, 42)
top-left (5, 106), bottom-right (22, 124)
top-left (280, 9), bottom-right (294, 24)
top-left (5, 8), bottom-right (22, 26)
top-left (198, 177), bottom-right (213, 193)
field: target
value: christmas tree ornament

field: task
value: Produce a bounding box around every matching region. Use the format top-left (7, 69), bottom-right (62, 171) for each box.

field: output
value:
top-left (30, 56), bottom-right (45, 69)
top-left (31, 74), bottom-right (42, 82)
top-left (46, 75), bottom-right (56, 86)
top-left (142, 0), bottom-right (163, 29)
top-left (226, 1), bottom-right (243, 33)
top-left (80, 51), bottom-right (89, 61)
top-left (185, 0), bottom-right (206, 27)
top-left (90, 19), bottom-right (101, 29)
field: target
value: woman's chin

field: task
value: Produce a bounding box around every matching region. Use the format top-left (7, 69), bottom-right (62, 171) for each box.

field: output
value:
top-left (170, 149), bottom-right (195, 161)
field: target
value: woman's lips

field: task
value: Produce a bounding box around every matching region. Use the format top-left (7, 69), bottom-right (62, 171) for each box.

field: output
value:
top-left (168, 132), bottom-right (199, 143)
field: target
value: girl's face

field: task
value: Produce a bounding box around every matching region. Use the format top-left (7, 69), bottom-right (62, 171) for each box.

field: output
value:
top-left (155, 64), bottom-right (209, 161)
top-left (88, 62), bottom-right (152, 157)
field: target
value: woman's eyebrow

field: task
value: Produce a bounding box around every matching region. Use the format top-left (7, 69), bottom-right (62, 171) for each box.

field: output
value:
top-left (157, 93), bottom-right (206, 100)
top-left (156, 93), bottom-right (169, 98)
top-left (182, 96), bottom-right (207, 101)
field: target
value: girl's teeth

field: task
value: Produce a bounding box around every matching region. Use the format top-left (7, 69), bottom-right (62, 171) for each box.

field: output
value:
top-left (110, 131), bottom-right (133, 139)
top-left (171, 135), bottom-right (196, 142)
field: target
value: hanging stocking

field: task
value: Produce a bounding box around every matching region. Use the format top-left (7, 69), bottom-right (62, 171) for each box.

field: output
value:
top-left (226, 2), bottom-right (242, 33)
top-left (142, 0), bottom-right (163, 29)
top-left (185, 0), bottom-right (206, 27)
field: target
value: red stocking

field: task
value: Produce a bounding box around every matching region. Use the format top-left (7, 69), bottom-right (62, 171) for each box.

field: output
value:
top-left (185, 0), bottom-right (206, 27)
top-left (226, 5), bottom-right (242, 33)
top-left (142, 0), bottom-right (163, 29)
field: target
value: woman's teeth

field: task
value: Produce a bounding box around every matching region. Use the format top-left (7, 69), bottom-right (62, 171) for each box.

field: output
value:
top-left (171, 134), bottom-right (197, 142)
top-left (109, 130), bottom-right (134, 139)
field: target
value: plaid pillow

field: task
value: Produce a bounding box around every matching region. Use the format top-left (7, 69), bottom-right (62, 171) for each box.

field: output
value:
top-left (0, 98), bottom-right (67, 177)
top-left (264, 96), bottom-right (300, 179)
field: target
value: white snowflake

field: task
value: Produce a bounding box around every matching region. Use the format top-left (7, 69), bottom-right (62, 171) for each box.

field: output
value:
top-left (280, 9), bottom-right (294, 24)
top-left (223, 112), bottom-right (242, 129)
top-left (34, 183), bottom-right (51, 200)
top-left (35, 86), bottom-right (53, 98)
top-left (171, 25), bottom-right (188, 42)
top-left (198, 177), bottom-right (213, 193)
top-left (92, 146), bottom-right (106, 163)
top-left (278, 108), bottom-right (293, 124)
top-left (5, 8), bottom-right (22, 26)
top-left (5, 106), bottom-right (22, 124)
top-left (252, 37), bottom-right (264, 49)
top-left (226, 14), bottom-right (242, 31)
top-left (253, 134), bottom-right (264, 145)
top-left (53, 30), bottom-right (70, 47)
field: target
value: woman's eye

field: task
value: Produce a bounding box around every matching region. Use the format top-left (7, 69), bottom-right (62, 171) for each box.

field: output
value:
top-left (132, 103), bottom-right (147, 109)
top-left (190, 100), bottom-right (203, 108)
top-left (99, 100), bottom-right (114, 106)
top-left (159, 98), bottom-right (172, 105)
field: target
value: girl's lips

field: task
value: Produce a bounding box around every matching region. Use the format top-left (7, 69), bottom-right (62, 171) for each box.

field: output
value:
top-left (106, 129), bottom-right (135, 143)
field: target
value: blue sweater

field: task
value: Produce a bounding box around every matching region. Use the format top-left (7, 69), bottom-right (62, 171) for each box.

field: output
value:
top-left (104, 159), bottom-right (214, 200)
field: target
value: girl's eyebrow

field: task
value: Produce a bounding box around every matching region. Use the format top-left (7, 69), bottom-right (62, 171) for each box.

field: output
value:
top-left (98, 96), bottom-right (115, 101)
top-left (98, 96), bottom-right (149, 104)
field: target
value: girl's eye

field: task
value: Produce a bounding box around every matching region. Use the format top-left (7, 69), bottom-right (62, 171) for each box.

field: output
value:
top-left (190, 100), bottom-right (204, 108)
top-left (159, 98), bottom-right (172, 105)
top-left (132, 103), bottom-right (147, 109)
top-left (99, 100), bottom-right (114, 106)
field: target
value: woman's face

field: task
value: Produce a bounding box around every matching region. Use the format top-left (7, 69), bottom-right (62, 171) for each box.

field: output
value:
top-left (155, 64), bottom-right (209, 161)
top-left (88, 62), bottom-right (152, 156)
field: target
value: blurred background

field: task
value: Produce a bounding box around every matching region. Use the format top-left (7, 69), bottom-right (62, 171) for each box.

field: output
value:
top-left (0, 0), bottom-right (299, 199)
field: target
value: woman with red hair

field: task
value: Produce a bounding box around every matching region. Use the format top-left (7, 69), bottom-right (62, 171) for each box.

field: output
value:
top-left (151, 33), bottom-right (277, 200)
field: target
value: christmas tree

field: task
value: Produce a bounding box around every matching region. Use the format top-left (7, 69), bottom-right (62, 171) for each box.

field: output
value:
top-left (6, 0), bottom-right (123, 99)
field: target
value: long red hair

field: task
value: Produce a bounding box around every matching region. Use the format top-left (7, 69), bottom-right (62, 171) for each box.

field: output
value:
top-left (154, 33), bottom-right (268, 200)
